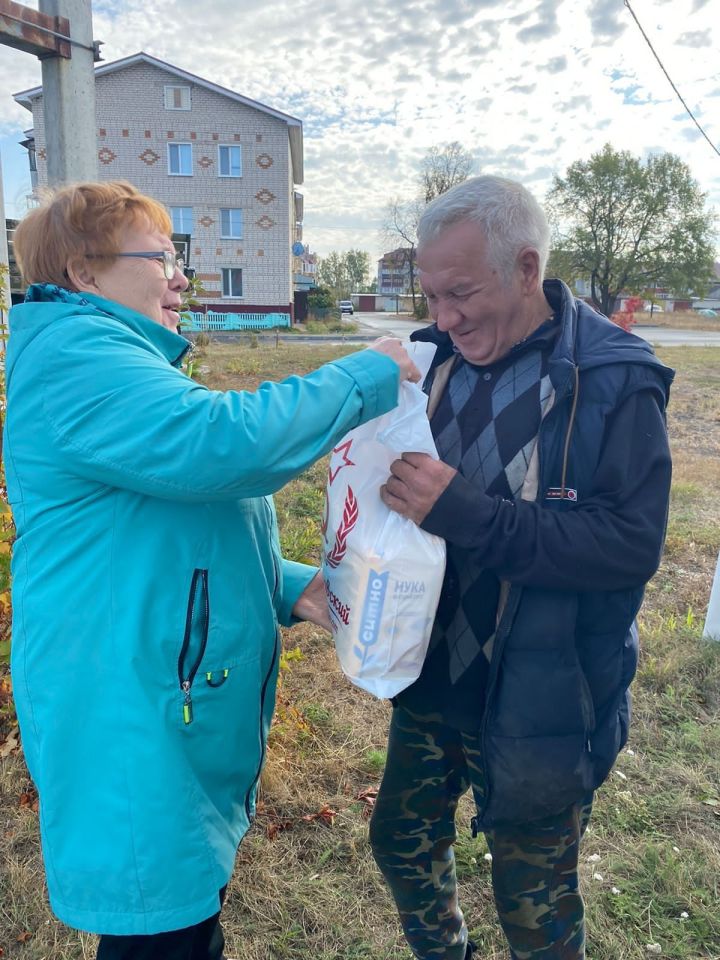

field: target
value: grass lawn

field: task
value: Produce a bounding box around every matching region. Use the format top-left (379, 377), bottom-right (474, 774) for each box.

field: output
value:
top-left (632, 310), bottom-right (720, 331)
top-left (0, 339), bottom-right (719, 959)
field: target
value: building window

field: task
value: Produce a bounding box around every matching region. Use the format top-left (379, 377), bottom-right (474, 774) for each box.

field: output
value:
top-left (220, 208), bottom-right (243, 239)
top-left (170, 207), bottom-right (193, 235)
top-left (221, 268), bottom-right (243, 298)
top-left (164, 85), bottom-right (191, 110)
top-left (168, 143), bottom-right (192, 176)
top-left (218, 145), bottom-right (242, 178)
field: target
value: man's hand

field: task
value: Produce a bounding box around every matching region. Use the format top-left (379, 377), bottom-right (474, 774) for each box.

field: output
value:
top-left (380, 452), bottom-right (457, 524)
top-left (291, 570), bottom-right (331, 631)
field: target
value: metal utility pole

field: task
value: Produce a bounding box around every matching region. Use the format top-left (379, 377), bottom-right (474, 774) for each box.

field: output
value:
top-left (0, 0), bottom-right (100, 185)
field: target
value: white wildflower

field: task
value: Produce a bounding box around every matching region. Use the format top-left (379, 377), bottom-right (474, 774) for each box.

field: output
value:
top-left (626, 748), bottom-right (635, 756)
top-left (645, 944), bottom-right (662, 955)
top-left (680, 911), bottom-right (689, 920)
top-left (615, 769), bottom-right (628, 781)
top-left (672, 846), bottom-right (680, 854)
top-left (587, 853), bottom-right (601, 862)
top-left (484, 853), bottom-right (493, 862)
top-left (611, 887), bottom-right (621, 894)
top-left (592, 872), bottom-right (604, 882)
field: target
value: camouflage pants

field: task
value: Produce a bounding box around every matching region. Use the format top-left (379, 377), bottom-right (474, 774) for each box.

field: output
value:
top-left (369, 707), bottom-right (593, 960)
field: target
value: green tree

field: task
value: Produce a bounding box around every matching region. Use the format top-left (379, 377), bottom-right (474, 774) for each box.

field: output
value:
top-left (547, 144), bottom-right (716, 316)
top-left (317, 250), bottom-right (371, 300)
top-left (307, 285), bottom-right (335, 310)
top-left (317, 252), bottom-right (350, 299)
top-left (345, 249), bottom-right (370, 292)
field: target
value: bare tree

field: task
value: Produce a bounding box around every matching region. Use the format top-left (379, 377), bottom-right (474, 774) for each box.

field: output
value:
top-left (421, 141), bottom-right (474, 204)
top-left (380, 142), bottom-right (474, 315)
top-left (381, 197), bottom-right (423, 310)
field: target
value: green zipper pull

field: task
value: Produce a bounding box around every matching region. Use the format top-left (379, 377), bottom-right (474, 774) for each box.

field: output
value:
top-left (182, 680), bottom-right (194, 725)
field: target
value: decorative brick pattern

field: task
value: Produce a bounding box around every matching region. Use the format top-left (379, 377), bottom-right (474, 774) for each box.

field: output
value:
top-left (197, 273), bottom-right (221, 282)
top-left (28, 58), bottom-right (297, 316)
top-left (139, 148), bottom-right (160, 165)
top-left (98, 147), bottom-right (117, 165)
top-left (256, 215), bottom-right (275, 230)
top-left (198, 155), bottom-right (213, 169)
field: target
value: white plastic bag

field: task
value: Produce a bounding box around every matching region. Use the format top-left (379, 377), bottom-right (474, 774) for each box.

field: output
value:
top-left (322, 342), bottom-right (446, 698)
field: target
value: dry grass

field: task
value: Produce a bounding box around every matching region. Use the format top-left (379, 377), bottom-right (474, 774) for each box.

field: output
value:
top-left (633, 310), bottom-right (720, 331)
top-left (1, 340), bottom-right (719, 959)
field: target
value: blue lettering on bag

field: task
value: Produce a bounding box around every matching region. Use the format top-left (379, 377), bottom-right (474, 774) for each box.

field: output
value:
top-left (353, 570), bottom-right (389, 665)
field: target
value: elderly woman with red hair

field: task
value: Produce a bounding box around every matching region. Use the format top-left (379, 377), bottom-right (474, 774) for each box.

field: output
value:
top-left (4, 180), bottom-right (417, 959)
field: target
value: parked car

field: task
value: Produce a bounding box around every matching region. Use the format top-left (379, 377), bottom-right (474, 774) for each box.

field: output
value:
top-left (339, 300), bottom-right (354, 315)
top-left (696, 308), bottom-right (718, 318)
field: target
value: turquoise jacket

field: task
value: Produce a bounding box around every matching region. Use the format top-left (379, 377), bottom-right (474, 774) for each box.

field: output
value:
top-left (4, 285), bottom-right (399, 935)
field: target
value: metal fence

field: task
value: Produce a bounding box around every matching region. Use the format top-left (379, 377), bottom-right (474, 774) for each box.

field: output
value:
top-left (185, 311), bottom-right (291, 331)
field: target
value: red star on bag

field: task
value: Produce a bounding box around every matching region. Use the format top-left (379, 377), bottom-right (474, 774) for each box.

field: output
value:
top-left (328, 439), bottom-right (355, 484)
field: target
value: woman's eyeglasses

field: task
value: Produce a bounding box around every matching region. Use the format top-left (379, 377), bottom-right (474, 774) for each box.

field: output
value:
top-left (87, 250), bottom-right (185, 280)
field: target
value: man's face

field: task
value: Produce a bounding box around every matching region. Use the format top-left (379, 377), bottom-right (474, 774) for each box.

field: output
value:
top-left (417, 220), bottom-right (535, 365)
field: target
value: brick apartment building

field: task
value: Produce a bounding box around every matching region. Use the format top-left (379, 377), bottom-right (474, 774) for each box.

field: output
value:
top-left (13, 52), bottom-right (305, 320)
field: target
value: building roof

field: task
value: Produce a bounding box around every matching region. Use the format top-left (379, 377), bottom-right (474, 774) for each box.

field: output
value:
top-left (378, 247), bottom-right (416, 263)
top-left (13, 51), bottom-right (303, 184)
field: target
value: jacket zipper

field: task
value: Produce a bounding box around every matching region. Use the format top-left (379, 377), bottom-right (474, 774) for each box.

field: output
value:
top-left (475, 365), bottom-right (580, 825)
top-left (559, 366), bottom-right (580, 497)
top-left (244, 631), bottom-right (279, 820)
top-left (178, 569), bottom-right (210, 725)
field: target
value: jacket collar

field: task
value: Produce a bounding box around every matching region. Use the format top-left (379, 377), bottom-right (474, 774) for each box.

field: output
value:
top-left (411, 278), bottom-right (673, 400)
top-left (23, 284), bottom-right (191, 367)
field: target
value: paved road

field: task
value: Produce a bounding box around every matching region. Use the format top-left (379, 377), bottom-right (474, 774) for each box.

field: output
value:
top-left (200, 313), bottom-right (720, 348)
top-left (350, 312), bottom-right (720, 347)
top-left (631, 326), bottom-right (720, 347)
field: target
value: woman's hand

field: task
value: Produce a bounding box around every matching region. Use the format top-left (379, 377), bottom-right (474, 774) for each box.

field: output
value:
top-left (291, 571), bottom-right (332, 631)
top-left (367, 338), bottom-right (421, 383)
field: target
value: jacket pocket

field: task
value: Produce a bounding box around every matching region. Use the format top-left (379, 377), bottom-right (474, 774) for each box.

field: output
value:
top-left (177, 568), bottom-right (210, 725)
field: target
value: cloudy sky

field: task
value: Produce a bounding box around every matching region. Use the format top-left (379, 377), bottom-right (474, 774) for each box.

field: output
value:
top-left (1, 0), bottom-right (718, 271)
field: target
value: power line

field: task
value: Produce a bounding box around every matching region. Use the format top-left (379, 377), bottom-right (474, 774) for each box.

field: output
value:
top-left (624, 0), bottom-right (720, 160)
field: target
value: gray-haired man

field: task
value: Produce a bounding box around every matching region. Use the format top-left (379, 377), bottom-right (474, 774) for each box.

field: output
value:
top-left (370, 175), bottom-right (673, 959)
